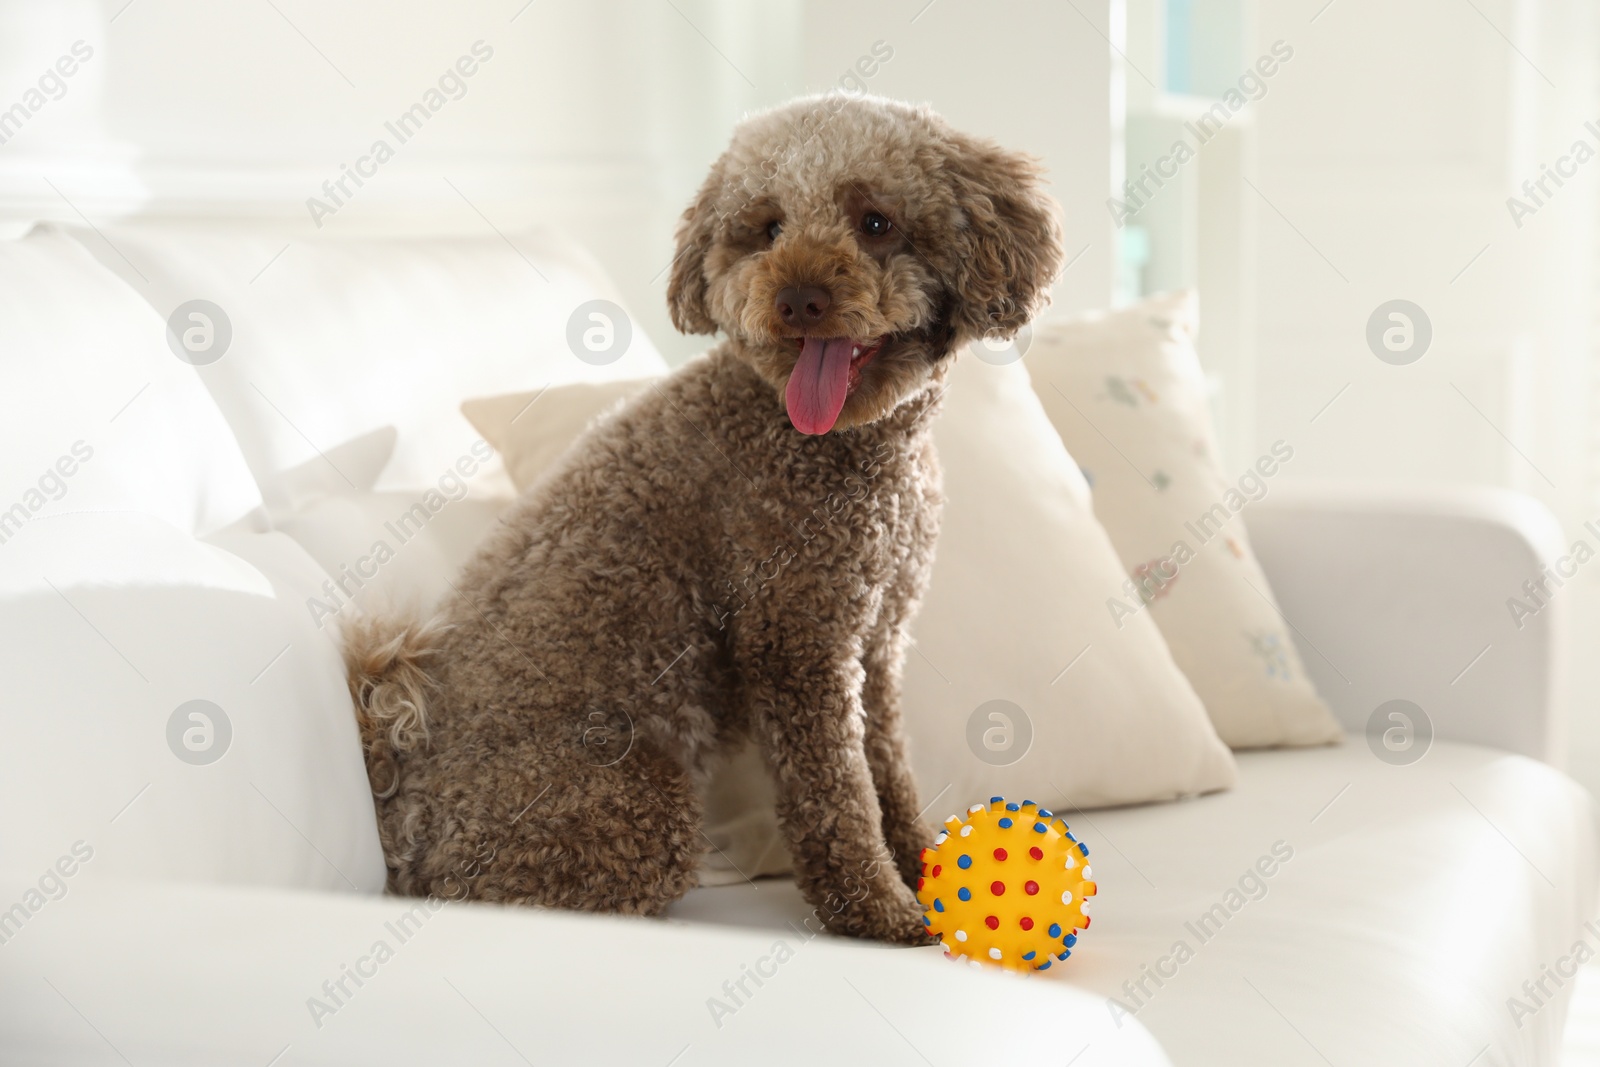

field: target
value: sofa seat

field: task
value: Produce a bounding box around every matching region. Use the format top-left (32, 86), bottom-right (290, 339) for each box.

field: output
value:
top-left (670, 737), bottom-right (1600, 1067)
top-left (0, 878), bottom-right (1172, 1067)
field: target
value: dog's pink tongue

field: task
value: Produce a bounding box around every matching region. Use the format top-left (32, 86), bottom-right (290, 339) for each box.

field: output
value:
top-left (786, 337), bottom-right (855, 435)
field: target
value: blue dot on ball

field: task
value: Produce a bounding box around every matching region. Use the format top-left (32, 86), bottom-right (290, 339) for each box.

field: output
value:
top-left (1022, 950), bottom-right (1036, 961)
top-left (1079, 843), bottom-right (1091, 856)
top-left (1039, 809), bottom-right (1054, 818)
top-left (998, 817), bottom-right (1013, 829)
top-left (1038, 959), bottom-right (1052, 971)
top-left (958, 887), bottom-right (972, 901)
top-left (1005, 803), bottom-right (1020, 812)
top-left (989, 795), bottom-right (1004, 804)
top-left (1064, 933), bottom-right (1078, 947)
top-left (1033, 822), bottom-right (1048, 833)
top-left (957, 854), bottom-right (972, 869)
top-left (933, 899), bottom-right (944, 912)
top-left (1049, 923), bottom-right (1062, 938)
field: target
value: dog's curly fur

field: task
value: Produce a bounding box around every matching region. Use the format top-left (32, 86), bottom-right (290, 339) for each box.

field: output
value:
top-left (343, 94), bottom-right (1063, 943)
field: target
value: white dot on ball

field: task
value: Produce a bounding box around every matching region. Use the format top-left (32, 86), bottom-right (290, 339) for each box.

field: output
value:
top-left (955, 929), bottom-right (968, 942)
top-left (1064, 854), bottom-right (1078, 869)
top-left (1061, 890), bottom-right (1074, 905)
top-left (1083, 865), bottom-right (1093, 880)
top-left (988, 947), bottom-right (1002, 960)
top-left (968, 804), bottom-right (984, 814)
top-left (960, 826), bottom-right (973, 837)
top-left (1080, 900), bottom-right (1092, 916)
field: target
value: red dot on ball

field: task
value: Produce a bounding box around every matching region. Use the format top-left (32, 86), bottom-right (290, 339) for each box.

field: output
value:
top-left (917, 877), bottom-right (925, 890)
top-left (1020, 916), bottom-right (1034, 930)
top-left (993, 847), bottom-right (1008, 861)
top-left (1029, 847), bottom-right (1044, 861)
top-left (1024, 880), bottom-right (1040, 895)
top-left (985, 915), bottom-right (999, 929)
top-left (931, 865), bottom-right (941, 877)
top-left (990, 880), bottom-right (1006, 896)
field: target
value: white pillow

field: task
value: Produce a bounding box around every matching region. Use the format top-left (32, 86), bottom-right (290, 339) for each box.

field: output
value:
top-left (464, 354), bottom-right (1238, 883)
top-left (1027, 291), bottom-right (1343, 748)
top-left (0, 226), bottom-right (385, 893)
top-left (71, 224), bottom-right (670, 616)
top-left (0, 227), bottom-right (260, 537)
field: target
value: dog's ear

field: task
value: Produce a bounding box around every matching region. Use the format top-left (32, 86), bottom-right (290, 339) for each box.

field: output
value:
top-left (940, 132), bottom-right (1065, 343)
top-left (667, 155), bottom-right (725, 336)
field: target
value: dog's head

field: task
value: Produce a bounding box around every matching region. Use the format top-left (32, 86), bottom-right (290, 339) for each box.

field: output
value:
top-left (668, 94), bottom-right (1064, 435)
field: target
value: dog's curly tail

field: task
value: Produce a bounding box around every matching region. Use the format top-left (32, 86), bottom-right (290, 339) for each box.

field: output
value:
top-left (340, 610), bottom-right (448, 800)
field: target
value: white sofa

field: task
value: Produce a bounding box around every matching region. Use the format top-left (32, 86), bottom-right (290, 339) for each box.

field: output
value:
top-left (0, 224), bottom-right (1594, 1067)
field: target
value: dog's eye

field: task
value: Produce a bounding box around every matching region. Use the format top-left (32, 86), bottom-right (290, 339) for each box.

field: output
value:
top-left (860, 211), bottom-right (892, 237)
top-left (765, 220), bottom-right (782, 242)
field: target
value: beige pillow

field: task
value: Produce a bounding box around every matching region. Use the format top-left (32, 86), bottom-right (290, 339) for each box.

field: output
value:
top-left (1026, 291), bottom-right (1343, 749)
top-left (466, 353), bottom-right (1237, 883)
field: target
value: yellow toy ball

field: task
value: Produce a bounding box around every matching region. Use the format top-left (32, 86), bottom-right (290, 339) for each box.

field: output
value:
top-left (917, 796), bottom-right (1097, 972)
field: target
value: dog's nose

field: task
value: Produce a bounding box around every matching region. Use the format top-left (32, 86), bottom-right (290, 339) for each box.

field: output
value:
top-left (775, 285), bottom-right (832, 328)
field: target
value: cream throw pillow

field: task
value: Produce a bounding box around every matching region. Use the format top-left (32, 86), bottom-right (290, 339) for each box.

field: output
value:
top-left (1026, 291), bottom-right (1343, 749)
top-left (465, 353), bottom-right (1236, 884)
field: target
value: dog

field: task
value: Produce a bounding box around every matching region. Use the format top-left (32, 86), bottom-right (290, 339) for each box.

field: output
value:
top-left (343, 93), bottom-right (1063, 944)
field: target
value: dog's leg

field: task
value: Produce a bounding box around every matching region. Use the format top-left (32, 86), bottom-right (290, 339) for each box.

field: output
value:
top-left (861, 613), bottom-right (933, 891)
top-left (743, 635), bottom-right (930, 945)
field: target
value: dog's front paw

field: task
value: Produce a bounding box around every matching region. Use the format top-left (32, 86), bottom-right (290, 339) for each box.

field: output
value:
top-left (825, 880), bottom-right (934, 946)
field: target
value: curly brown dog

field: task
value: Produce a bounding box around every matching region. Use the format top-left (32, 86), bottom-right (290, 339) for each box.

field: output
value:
top-left (343, 94), bottom-right (1063, 943)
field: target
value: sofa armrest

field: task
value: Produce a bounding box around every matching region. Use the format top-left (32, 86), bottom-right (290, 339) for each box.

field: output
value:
top-left (1245, 482), bottom-right (1567, 764)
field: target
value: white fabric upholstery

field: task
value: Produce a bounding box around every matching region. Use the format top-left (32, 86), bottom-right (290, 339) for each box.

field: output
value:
top-left (672, 739), bottom-right (1600, 1067)
top-left (72, 223), bottom-right (671, 616)
top-left (0, 226), bottom-right (386, 893)
top-left (0, 877), bottom-right (1173, 1067)
top-left (1027, 291), bottom-right (1343, 749)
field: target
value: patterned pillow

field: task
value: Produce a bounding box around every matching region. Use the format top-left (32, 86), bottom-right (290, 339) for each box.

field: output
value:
top-left (1025, 290), bottom-right (1342, 748)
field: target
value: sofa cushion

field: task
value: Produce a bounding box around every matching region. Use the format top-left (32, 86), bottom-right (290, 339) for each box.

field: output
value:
top-left (72, 223), bottom-right (667, 504)
top-left (670, 738), bottom-right (1600, 1067)
top-left (0, 226), bottom-right (261, 537)
top-left (1027, 292), bottom-right (1343, 749)
top-left (0, 226), bottom-right (385, 894)
top-left (0, 878), bottom-right (1173, 1067)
